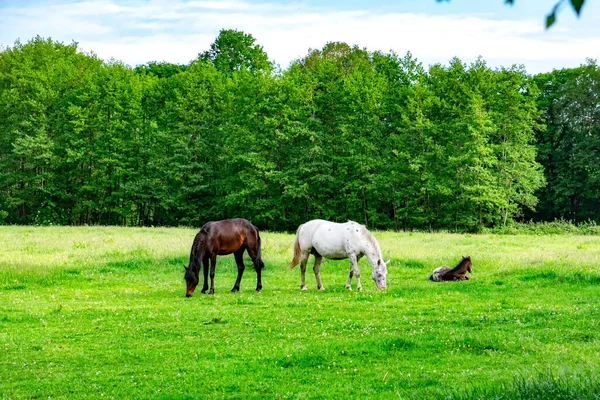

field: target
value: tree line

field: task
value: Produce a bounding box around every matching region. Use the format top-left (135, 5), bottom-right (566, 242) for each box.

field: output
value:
top-left (0, 31), bottom-right (598, 231)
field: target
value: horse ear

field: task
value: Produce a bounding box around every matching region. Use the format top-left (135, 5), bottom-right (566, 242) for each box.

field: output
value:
top-left (385, 259), bottom-right (391, 266)
top-left (183, 264), bottom-right (188, 272)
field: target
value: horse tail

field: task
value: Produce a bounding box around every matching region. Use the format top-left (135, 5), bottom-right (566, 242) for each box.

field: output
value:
top-left (288, 224), bottom-right (302, 268)
top-left (254, 229), bottom-right (265, 270)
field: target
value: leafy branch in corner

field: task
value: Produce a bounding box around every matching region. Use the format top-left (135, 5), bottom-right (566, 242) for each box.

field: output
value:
top-left (437, 0), bottom-right (586, 28)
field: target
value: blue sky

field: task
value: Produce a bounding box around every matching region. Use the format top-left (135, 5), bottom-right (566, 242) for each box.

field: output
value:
top-left (1, 0), bottom-right (599, 73)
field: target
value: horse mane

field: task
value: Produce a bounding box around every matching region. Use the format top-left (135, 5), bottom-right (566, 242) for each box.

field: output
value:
top-left (351, 221), bottom-right (383, 262)
top-left (189, 224), bottom-right (211, 270)
top-left (357, 224), bottom-right (381, 254)
top-left (366, 230), bottom-right (381, 253)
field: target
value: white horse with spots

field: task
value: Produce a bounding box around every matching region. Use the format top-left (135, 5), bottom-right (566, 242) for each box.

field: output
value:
top-left (288, 219), bottom-right (389, 291)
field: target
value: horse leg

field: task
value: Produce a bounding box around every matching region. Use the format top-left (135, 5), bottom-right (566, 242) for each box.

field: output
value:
top-left (345, 268), bottom-right (354, 291)
top-left (300, 252), bottom-right (309, 291)
top-left (313, 255), bottom-right (325, 291)
top-left (209, 254), bottom-right (217, 295)
top-left (201, 257), bottom-right (209, 294)
top-left (348, 254), bottom-right (362, 291)
top-left (245, 244), bottom-right (262, 294)
top-left (231, 248), bottom-right (245, 293)
top-left (255, 261), bottom-right (262, 294)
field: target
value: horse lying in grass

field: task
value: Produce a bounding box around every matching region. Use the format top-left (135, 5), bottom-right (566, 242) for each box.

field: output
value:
top-left (288, 219), bottom-right (388, 291)
top-left (184, 218), bottom-right (264, 297)
top-left (429, 256), bottom-right (472, 281)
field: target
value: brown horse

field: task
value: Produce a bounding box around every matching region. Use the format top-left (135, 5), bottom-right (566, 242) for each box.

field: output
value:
top-left (184, 218), bottom-right (264, 296)
top-left (429, 256), bottom-right (472, 281)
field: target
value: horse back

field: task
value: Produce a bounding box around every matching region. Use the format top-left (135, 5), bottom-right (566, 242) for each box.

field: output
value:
top-left (307, 220), bottom-right (363, 259)
top-left (202, 218), bottom-right (257, 255)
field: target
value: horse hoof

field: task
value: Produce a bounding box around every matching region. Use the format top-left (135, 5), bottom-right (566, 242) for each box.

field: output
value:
top-left (346, 286), bottom-right (352, 291)
top-left (301, 286), bottom-right (307, 291)
top-left (255, 290), bottom-right (261, 294)
top-left (318, 287), bottom-right (325, 291)
top-left (230, 288), bottom-right (239, 293)
top-left (357, 287), bottom-right (363, 292)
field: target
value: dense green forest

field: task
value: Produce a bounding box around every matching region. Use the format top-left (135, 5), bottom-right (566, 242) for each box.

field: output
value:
top-left (0, 31), bottom-right (598, 231)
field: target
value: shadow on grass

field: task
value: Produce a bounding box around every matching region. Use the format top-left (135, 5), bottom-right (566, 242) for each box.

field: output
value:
top-left (0, 254), bottom-right (188, 290)
top-left (395, 258), bottom-right (426, 269)
top-left (518, 268), bottom-right (600, 285)
top-left (276, 353), bottom-right (328, 369)
top-left (451, 336), bottom-right (505, 355)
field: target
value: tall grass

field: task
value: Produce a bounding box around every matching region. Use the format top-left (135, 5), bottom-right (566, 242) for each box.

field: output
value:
top-left (444, 371), bottom-right (600, 400)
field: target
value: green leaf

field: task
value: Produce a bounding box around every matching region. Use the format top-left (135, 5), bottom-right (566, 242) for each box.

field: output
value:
top-left (546, 1), bottom-right (563, 28)
top-left (570, 0), bottom-right (584, 15)
top-left (546, 12), bottom-right (557, 28)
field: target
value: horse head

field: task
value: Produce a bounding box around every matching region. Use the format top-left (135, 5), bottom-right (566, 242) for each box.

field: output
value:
top-left (372, 259), bottom-right (389, 289)
top-left (184, 264), bottom-right (199, 297)
top-left (461, 255), bottom-right (472, 273)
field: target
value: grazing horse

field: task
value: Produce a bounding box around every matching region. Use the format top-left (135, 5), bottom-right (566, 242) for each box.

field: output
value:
top-left (288, 219), bottom-right (388, 291)
top-left (184, 218), bottom-right (265, 297)
top-left (429, 256), bottom-right (472, 281)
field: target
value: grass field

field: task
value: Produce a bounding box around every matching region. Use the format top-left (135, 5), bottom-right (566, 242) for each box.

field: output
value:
top-left (1, 226), bottom-right (600, 399)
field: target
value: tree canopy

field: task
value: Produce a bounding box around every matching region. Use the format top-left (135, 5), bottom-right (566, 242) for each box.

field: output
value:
top-left (0, 32), bottom-right (597, 231)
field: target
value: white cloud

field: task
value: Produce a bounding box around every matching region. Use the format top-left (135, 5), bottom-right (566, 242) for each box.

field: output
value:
top-left (1, 0), bottom-right (598, 73)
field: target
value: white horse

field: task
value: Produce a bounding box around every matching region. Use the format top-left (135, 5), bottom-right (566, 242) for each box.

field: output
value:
top-left (288, 219), bottom-right (389, 291)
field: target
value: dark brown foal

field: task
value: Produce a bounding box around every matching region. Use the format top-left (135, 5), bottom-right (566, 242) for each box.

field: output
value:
top-left (429, 256), bottom-right (472, 281)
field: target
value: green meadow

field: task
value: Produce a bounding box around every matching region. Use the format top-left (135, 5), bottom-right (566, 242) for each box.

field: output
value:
top-left (1, 226), bottom-right (599, 399)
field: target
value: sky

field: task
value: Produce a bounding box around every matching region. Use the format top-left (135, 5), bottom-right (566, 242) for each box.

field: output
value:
top-left (1, 0), bottom-right (599, 74)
